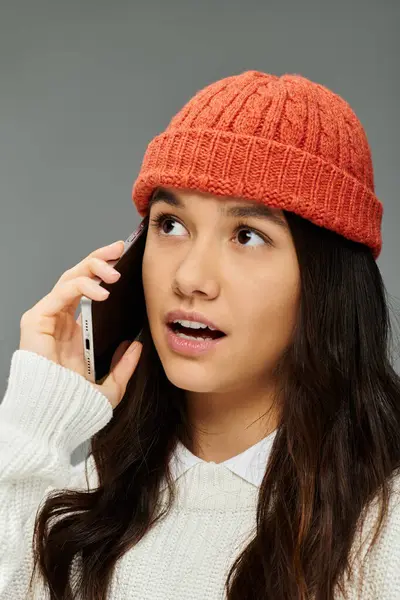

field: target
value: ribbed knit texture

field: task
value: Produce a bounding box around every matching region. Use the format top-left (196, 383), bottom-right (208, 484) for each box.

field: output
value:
top-left (1, 350), bottom-right (400, 599)
top-left (132, 70), bottom-right (383, 259)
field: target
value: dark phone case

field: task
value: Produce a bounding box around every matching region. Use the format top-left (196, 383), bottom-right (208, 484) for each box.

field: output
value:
top-left (91, 221), bottom-right (148, 382)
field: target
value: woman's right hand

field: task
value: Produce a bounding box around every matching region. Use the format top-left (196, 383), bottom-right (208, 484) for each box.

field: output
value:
top-left (19, 240), bottom-right (142, 409)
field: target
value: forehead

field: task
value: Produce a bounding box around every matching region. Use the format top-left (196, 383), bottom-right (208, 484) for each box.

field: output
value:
top-left (149, 187), bottom-right (288, 230)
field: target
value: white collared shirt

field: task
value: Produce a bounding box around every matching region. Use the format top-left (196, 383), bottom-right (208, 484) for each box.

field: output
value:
top-left (168, 427), bottom-right (278, 488)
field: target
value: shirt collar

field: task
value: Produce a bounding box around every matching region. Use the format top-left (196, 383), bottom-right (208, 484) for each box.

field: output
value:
top-left (166, 428), bottom-right (278, 489)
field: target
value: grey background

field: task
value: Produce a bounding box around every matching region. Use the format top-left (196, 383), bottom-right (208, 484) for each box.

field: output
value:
top-left (1, 0), bottom-right (399, 462)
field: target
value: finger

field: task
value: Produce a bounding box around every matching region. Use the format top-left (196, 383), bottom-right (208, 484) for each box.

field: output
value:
top-left (65, 256), bottom-right (121, 318)
top-left (102, 341), bottom-right (142, 407)
top-left (88, 240), bottom-right (125, 258)
top-left (34, 276), bottom-right (110, 319)
top-left (57, 241), bottom-right (125, 284)
top-left (89, 341), bottom-right (131, 388)
top-left (110, 340), bottom-right (131, 371)
top-left (59, 256), bottom-right (122, 289)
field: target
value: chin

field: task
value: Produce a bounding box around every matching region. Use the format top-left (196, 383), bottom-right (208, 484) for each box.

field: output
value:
top-left (160, 358), bottom-right (221, 393)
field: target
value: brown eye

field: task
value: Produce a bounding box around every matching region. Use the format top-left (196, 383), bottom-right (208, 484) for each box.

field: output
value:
top-left (161, 218), bottom-right (175, 234)
top-left (150, 213), bottom-right (187, 236)
top-left (237, 229), bottom-right (252, 245)
top-left (235, 226), bottom-right (267, 247)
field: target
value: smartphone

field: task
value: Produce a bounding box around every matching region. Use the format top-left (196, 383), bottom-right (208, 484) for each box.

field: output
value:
top-left (79, 217), bottom-right (148, 383)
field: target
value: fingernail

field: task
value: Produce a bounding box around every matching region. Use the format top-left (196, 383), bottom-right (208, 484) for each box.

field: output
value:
top-left (98, 287), bottom-right (110, 297)
top-left (127, 341), bottom-right (139, 354)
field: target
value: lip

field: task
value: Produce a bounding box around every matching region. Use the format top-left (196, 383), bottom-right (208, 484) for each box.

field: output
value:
top-left (164, 309), bottom-right (227, 357)
top-left (164, 323), bottom-right (227, 356)
top-left (164, 310), bottom-right (226, 334)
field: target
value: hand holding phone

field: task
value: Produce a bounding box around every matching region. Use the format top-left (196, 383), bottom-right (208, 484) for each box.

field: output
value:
top-left (19, 240), bottom-right (142, 409)
top-left (80, 218), bottom-right (148, 384)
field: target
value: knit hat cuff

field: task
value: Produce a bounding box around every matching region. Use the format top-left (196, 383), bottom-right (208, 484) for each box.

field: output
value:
top-left (132, 128), bottom-right (383, 258)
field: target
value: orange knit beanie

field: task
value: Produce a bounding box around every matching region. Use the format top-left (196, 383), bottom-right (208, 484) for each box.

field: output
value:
top-left (132, 70), bottom-right (383, 259)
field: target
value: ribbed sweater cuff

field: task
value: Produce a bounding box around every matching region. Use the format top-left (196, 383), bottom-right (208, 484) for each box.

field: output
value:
top-left (1, 349), bottom-right (113, 455)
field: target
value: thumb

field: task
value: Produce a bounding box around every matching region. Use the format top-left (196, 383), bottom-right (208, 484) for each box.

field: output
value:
top-left (98, 340), bottom-right (142, 409)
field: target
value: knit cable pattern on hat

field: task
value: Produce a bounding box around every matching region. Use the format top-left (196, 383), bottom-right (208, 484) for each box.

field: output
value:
top-left (132, 70), bottom-right (383, 259)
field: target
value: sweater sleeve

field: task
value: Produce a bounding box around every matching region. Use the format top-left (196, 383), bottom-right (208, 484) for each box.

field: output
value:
top-left (0, 349), bottom-right (113, 600)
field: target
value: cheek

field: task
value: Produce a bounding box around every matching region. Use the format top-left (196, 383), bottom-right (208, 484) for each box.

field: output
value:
top-left (239, 270), bottom-right (300, 342)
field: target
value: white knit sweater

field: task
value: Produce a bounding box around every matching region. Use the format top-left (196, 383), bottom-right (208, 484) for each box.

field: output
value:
top-left (1, 350), bottom-right (400, 600)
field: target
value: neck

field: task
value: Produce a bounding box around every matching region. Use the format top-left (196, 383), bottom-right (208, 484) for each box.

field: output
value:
top-left (184, 383), bottom-right (280, 463)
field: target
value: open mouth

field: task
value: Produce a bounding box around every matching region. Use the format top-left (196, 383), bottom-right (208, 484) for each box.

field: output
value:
top-left (167, 321), bottom-right (226, 341)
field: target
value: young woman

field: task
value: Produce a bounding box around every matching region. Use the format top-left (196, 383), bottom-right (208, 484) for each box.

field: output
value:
top-left (1, 70), bottom-right (400, 600)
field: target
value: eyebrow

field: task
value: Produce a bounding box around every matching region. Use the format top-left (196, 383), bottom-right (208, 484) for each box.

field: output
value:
top-left (148, 188), bottom-right (288, 230)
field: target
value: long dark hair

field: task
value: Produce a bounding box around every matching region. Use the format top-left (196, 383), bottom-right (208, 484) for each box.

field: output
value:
top-left (30, 209), bottom-right (400, 600)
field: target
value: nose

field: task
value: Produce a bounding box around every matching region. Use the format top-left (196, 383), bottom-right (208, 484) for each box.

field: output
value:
top-left (172, 239), bottom-right (220, 299)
